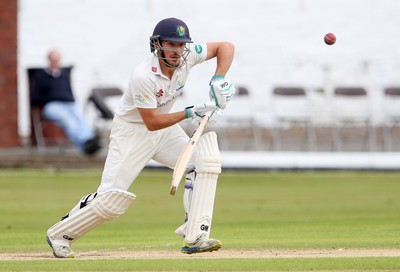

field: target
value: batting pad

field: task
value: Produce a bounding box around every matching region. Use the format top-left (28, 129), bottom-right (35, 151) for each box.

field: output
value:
top-left (47, 189), bottom-right (135, 244)
top-left (185, 131), bottom-right (221, 243)
top-left (175, 168), bottom-right (195, 237)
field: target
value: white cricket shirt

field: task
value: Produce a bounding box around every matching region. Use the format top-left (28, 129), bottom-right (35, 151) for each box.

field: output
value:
top-left (115, 43), bottom-right (208, 123)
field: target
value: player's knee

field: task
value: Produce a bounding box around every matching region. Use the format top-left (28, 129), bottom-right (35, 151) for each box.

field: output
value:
top-left (91, 189), bottom-right (136, 220)
top-left (196, 157), bottom-right (221, 174)
top-left (196, 131), bottom-right (221, 174)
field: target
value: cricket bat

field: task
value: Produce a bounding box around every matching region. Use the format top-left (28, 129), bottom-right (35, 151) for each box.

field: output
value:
top-left (170, 115), bottom-right (209, 195)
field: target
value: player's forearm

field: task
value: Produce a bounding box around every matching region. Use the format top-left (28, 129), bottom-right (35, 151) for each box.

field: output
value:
top-left (213, 42), bottom-right (235, 76)
top-left (143, 111), bottom-right (186, 131)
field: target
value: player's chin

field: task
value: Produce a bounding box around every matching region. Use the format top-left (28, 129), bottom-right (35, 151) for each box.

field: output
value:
top-left (170, 58), bottom-right (180, 64)
top-left (169, 59), bottom-right (181, 67)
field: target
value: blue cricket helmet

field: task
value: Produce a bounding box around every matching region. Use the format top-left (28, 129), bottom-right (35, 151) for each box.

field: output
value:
top-left (150, 18), bottom-right (192, 52)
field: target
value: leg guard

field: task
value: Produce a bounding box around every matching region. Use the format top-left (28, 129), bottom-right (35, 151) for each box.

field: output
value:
top-left (60, 192), bottom-right (99, 221)
top-left (47, 189), bottom-right (135, 244)
top-left (175, 168), bottom-right (195, 237)
top-left (185, 131), bottom-right (221, 243)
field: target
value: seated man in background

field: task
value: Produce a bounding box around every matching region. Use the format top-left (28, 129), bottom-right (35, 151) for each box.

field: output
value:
top-left (31, 49), bottom-right (101, 155)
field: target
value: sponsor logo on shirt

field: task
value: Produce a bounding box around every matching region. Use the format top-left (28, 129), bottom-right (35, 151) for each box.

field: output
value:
top-left (156, 89), bottom-right (164, 98)
top-left (152, 67), bottom-right (157, 73)
top-left (195, 45), bottom-right (203, 54)
top-left (157, 93), bottom-right (180, 108)
top-left (134, 94), bottom-right (150, 104)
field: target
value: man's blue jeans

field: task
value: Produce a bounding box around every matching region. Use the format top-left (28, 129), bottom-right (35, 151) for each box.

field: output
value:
top-left (43, 101), bottom-right (95, 151)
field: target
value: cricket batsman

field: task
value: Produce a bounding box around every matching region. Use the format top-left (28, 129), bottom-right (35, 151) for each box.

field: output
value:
top-left (46, 17), bottom-right (235, 258)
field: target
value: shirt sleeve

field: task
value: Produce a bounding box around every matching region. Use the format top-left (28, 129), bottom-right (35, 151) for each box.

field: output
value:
top-left (127, 72), bottom-right (157, 109)
top-left (185, 43), bottom-right (208, 69)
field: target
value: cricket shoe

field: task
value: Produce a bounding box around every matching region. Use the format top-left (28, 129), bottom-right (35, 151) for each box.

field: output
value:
top-left (181, 235), bottom-right (222, 254)
top-left (46, 235), bottom-right (75, 258)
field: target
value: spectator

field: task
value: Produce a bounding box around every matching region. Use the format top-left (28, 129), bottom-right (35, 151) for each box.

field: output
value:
top-left (31, 49), bottom-right (101, 155)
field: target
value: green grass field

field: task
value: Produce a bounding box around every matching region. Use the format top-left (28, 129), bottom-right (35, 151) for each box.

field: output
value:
top-left (1, 169), bottom-right (400, 271)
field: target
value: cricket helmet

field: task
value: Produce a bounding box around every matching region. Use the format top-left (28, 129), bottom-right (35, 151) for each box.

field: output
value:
top-left (150, 17), bottom-right (192, 52)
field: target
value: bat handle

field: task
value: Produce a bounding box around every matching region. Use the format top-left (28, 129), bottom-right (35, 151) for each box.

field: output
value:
top-left (170, 186), bottom-right (177, 195)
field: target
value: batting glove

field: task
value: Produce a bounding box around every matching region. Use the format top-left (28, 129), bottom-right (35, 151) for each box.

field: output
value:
top-left (185, 102), bottom-right (217, 119)
top-left (209, 76), bottom-right (236, 110)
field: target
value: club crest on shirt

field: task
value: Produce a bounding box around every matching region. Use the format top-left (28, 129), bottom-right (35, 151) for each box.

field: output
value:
top-left (177, 76), bottom-right (185, 89)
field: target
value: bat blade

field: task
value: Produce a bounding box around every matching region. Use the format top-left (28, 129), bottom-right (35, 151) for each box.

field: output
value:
top-left (170, 115), bottom-right (209, 195)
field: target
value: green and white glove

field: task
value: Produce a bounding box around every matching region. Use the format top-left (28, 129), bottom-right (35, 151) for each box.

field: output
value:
top-left (209, 76), bottom-right (236, 109)
top-left (185, 102), bottom-right (217, 119)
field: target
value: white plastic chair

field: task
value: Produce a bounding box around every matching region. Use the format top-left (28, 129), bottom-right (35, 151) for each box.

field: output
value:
top-left (216, 86), bottom-right (261, 150)
top-left (382, 87), bottom-right (400, 151)
top-left (86, 87), bottom-right (123, 132)
top-left (331, 87), bottom-right (375, 151)
top-left (271, 87), bottom-right (316, 151)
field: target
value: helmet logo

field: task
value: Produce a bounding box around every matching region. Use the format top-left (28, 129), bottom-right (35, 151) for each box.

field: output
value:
top-left (176, 26), bottom-right (186, 37)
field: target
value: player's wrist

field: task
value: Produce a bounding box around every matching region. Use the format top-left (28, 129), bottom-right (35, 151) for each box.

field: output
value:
top-left (210, 75), bottom-right (225, 85)
top-left (185, 106), bottom-right (194, 118)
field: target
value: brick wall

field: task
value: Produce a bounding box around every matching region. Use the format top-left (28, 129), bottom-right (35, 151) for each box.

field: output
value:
top-left (0, 0), bottom-right (19, 147)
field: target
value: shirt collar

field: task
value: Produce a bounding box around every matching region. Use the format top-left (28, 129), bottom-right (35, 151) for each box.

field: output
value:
top-left (45, 68), bottom-right (61, 78)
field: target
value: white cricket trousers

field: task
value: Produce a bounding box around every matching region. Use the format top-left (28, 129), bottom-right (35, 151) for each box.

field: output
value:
top-left (97, 115), bottom-right (190, 193)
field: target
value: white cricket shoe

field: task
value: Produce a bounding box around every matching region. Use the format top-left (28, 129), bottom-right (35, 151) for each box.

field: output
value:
top-left (46, 236), bottom-right (75, 258)
top-left (181, 234), bottom-right (222, 254)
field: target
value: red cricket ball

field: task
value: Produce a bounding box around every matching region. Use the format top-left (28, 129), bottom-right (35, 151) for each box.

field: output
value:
top-left (324, 33), bottom-right (336, 45)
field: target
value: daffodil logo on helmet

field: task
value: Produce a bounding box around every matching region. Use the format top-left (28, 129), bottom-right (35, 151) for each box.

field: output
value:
top-left (177, 26), bottom-right (186, 37)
